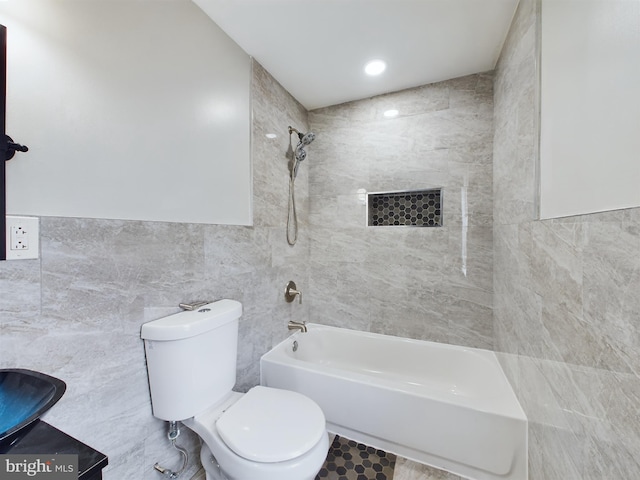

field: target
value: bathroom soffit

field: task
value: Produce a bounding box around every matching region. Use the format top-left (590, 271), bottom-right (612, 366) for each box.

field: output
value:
top-left (192, 0), bottom-right (520, 110)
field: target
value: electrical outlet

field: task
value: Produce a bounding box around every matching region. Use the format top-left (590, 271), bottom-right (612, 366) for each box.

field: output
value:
top-left (5, 216), bottom-right (39, 260)
top-left (11, 225), bottom-right (29, 250)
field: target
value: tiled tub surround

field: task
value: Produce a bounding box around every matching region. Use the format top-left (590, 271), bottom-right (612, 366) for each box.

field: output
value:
top-left (0, 60), bottom-right (310, 479)
top-left (494, 0), bottom-right (640, 478)
top-left (308, 73), bottom-right (494, 349)
top-left (261, 324), bottom-right (527, 480)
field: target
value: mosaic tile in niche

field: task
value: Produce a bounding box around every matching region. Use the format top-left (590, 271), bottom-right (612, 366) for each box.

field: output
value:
top-left (368, 189), bottom-right (442, 227)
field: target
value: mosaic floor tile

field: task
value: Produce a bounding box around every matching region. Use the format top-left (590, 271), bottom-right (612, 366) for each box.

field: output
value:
top-left (315, 435), bottom-right (396, 480)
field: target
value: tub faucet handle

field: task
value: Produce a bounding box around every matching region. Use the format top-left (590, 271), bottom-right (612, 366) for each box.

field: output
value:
top-left (284, 281), bottom-right (302, 304)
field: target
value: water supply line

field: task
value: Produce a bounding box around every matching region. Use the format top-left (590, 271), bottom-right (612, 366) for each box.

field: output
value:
top-left (153, 421), bottom-right (189, 479)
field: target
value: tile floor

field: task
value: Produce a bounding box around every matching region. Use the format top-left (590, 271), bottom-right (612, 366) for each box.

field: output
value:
top-left (315, 436), bottom-right (396, 480)
top-left (393, 457), bottom-right (464, 480)
top-left (188, 435), bottom-right (463, 480)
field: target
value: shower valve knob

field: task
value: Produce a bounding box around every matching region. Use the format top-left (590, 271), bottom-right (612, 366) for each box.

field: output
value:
top-left (284, 281), bottom-right (302, 304)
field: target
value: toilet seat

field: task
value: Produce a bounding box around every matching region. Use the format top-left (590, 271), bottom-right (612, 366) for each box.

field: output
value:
top-left (185, 387), bottom-right (330, 480)
top-left (216, 386), bottom-right (326, 463)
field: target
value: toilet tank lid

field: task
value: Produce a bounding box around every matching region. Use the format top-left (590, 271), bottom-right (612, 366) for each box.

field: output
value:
top-left (141, 300), bottom-right (242, 341)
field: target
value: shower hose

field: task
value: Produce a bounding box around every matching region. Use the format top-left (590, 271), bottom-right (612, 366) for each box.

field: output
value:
top-left (287, 173), bottom-right (298, 245)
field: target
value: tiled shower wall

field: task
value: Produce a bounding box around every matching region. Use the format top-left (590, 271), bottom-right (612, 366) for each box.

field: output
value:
top-left (307, 75), bottom-right (494, 349)
top-left (494, 0), bottom-right (640, 477)
top-left (0, 61), bottom-right (310, 479)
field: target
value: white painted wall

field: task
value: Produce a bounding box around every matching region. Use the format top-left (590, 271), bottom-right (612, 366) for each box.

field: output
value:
top-left (1, 0), bottom-right (252, 225)
top-left (539, 0), bottom-right (640, 218)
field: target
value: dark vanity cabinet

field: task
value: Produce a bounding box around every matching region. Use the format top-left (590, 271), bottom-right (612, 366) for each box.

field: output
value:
top-left (5, 420), bottom-right (108, 480)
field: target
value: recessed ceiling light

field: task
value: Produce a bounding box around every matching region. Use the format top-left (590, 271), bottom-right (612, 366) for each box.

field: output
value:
top-left (383, 109), bottom-right (399, 118)
top-left (364, 59), bottom-right (386, 76)
top-left (265, 133), bottom-right (277, 139)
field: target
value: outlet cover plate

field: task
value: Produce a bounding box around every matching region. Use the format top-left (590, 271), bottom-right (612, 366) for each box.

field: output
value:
top-left (6, 216), bottom-right (40, 260)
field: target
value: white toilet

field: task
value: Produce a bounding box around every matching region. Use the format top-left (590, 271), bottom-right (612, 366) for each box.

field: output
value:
top-left (141, 299), bottom-right (329, 480)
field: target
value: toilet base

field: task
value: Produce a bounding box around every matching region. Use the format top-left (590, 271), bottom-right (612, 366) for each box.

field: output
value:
top-left (200, 445), bottom-right (226, 480)
top-left (198, 437), bottom-right (328, 480)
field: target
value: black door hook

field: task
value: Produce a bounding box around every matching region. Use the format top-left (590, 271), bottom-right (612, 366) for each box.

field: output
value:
top-left (4, 134), bottom-right (28, 161)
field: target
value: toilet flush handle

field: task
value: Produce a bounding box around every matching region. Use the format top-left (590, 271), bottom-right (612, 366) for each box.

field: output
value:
top-left (178, 301), bottom-right (212, 311)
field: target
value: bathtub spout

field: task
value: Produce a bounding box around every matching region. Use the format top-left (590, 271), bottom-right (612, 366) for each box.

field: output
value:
top-left (288, 320), bottom-right (307, 333)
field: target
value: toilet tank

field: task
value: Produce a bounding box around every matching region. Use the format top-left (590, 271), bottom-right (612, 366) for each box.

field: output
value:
top-left (141, 299), bottom-right (242, 421)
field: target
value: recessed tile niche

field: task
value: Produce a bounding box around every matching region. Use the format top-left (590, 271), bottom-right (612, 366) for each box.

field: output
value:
top-left (367, 189), bottom-right (442, 227)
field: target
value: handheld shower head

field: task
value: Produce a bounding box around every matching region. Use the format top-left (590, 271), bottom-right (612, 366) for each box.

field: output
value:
top-left (294, 146), bottom-right (307, 162)
top-left (288, 125), bottom-right (314, 181)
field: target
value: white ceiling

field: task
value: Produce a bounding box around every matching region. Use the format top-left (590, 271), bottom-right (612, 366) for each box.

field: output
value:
top-left (193, 0), bottom-right (520, 110)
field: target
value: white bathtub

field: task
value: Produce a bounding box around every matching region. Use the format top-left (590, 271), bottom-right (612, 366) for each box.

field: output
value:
top-left (260, 324), bottom-right (527, 480)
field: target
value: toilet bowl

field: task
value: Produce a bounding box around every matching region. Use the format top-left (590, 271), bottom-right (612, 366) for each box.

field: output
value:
top-left (185, 388), bottom-right (329, 480)
top-left (141, 300), bottom-right (328, 480)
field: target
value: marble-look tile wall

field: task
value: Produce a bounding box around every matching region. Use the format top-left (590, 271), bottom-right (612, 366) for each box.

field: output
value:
top-left (307, 76), bottom-right (494, 349)
top-left (493, 0), bottom-right (640, 477)
top-left (0, 60), bottom-right (310, 479)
